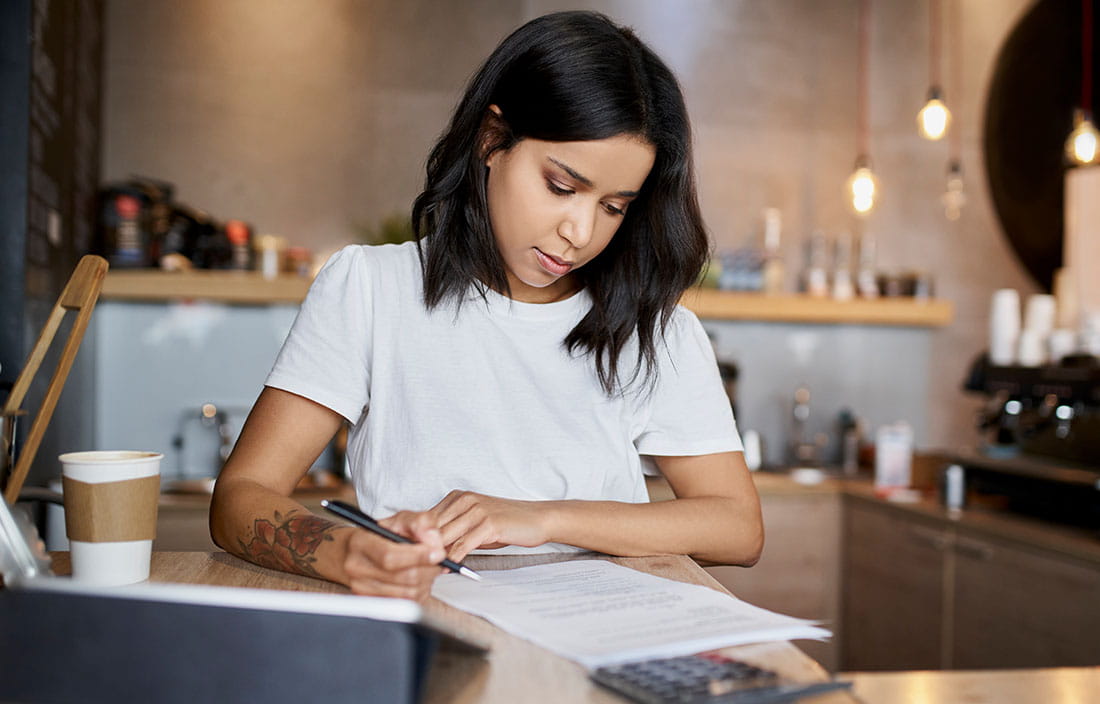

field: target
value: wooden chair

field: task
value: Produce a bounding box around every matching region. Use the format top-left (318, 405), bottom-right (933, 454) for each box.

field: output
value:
top-left (2, 255), bottom-right (109, 504)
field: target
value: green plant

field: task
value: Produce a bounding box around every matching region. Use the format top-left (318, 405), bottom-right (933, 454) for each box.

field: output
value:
top-left (353, 212), bottom-right (415, 246)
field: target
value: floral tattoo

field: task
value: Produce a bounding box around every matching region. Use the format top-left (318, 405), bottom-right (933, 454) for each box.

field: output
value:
top-left (238, 510), bottom-right (338, 577)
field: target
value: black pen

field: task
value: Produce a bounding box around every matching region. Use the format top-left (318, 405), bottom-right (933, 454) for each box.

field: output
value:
top-left (321, 499), bottom-right (482, 582)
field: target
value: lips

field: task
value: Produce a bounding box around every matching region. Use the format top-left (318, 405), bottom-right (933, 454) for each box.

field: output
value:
top-left (534, 248), bottom-right (573, 276)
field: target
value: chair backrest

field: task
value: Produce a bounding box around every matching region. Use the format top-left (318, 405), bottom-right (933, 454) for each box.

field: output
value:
top-left (2, 254), bottom-right (109, 504)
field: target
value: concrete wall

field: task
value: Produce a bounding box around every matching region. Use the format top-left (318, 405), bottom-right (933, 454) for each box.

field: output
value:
top-left (101, 0), bottom-right (1042, 455)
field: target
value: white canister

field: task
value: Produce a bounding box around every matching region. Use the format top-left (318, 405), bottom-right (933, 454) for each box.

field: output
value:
top-left (989, 289), bottom-right (1021, 365)
top-left (1023, 294), bottom-right (1057, 336)
top-left (1082, 313), bottom-right (1100, 356)
top-left (741, 430), bottom-right (763, 471)
top-left (944, 464), bottom-right (965, 511)
top-left (874, 422), bottom-right (913, 490)
top-left (1048, 328), bottom-right (1078, 363)
top-left (1016, 329), bottom-right (1047, 367)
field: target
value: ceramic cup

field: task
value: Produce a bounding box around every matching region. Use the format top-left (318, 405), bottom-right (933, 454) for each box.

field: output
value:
top-left (59, 451), bottom-right (162, 586)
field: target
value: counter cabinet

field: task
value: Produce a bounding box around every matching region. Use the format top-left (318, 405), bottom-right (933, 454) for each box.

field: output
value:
top-left (841, 494), bottom-right (1100, 671)
top-left (841, 500), bottom-right (948, 670)
top-left (950, 525), bottom-right (1100, 669)
top-left (705, 484), bottom-right (842, 671)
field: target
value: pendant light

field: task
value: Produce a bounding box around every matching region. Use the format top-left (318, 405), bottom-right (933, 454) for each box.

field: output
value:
top-left (942, 160), bottom-right (966, 221)
top-left (917, 0), bottom-right (951, 140)
top-left (847, 0), bottom-right (878, 216)
top-left (1067, 110), bottom-right (1099, 164)
top-left (1066, 0), bottom-right (1098, 166)
top-left (847, 158), bottom-right (878, 216)
top-left (942, 0), bottom-right (966, 220)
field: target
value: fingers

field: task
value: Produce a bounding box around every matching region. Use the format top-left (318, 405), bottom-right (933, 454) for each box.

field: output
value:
top-left (432, 491), bottom-right (492, 546)
top-left (428, 489), bottom-right (468, 528)
top-left (381, 511), bottom-right (446, 564)
top-left (345, 566), bottom-right (445, 601)
top-left (430, 491), bottom-right (524, 561)
top-left (342, 511), bottom-right (448, 601)
top-left (447, 528), bottom-right (498, 564)
top-left (395, 493), bottom-right (546, 566)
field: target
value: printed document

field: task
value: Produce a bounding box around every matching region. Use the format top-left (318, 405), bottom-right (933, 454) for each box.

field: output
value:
top-left (431, 559), bottom-right (829, 669)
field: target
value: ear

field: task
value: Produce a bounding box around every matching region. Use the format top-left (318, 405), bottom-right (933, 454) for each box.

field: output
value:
top-left (479, 105), bottom-right (510, 166)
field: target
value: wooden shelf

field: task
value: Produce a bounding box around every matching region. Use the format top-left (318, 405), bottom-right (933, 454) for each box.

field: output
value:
top-left (101, 269), bottom-right (311, 305)
top-left (679, 288), bottom-right (954, 327)
top-left (101, 271), bottom-right (954, 327)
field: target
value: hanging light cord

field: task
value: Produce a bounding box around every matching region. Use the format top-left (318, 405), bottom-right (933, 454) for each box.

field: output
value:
top-left (929, 0), bottom-right (942, 90)
top-left (948, 0), bottom-right (962, 160)
top-left (858, 0), bottom-right (871, 158)
top-left (1083, 0), bottom-right (1093, 113)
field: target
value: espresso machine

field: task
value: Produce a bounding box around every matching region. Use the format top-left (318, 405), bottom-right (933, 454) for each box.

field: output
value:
top-left (960, 353), bottom-right (1100, 529)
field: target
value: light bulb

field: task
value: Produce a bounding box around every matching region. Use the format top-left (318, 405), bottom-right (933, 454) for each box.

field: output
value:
top-left (1065, 109), bottom-right (1099, 165)
top-left (846, 160), bottom-right (878, 216)
top-left (917, 88), bottom-right (951, 141)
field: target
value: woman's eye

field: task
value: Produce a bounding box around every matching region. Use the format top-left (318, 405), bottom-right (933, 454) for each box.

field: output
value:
top-left (603, 202), bottom-right (626, 216)
top-left (546, 180), bottom-right (573, 196)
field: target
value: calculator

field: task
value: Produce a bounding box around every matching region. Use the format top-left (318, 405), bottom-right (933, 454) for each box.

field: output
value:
top-left (590, 652), bottom-right (852, 704)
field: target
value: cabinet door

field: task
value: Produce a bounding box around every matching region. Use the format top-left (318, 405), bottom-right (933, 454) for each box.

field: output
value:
top-left (706, 491), bottom-right (842, 671)
top-left (841, 499), bottom-right (948, 670)
top-left (952, 531), bottom-right (1100, 668)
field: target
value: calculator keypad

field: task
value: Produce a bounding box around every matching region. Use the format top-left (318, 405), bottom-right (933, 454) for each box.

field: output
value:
top-left (592, 653), bottom-right (779, 703)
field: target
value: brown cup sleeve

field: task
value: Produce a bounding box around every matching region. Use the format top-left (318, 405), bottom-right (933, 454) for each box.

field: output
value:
top-left (63, 474), bottom-right (160, 542)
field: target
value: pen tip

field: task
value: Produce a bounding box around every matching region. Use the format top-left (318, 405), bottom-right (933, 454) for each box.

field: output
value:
top-left (460, 567), bottom-right (483, 582)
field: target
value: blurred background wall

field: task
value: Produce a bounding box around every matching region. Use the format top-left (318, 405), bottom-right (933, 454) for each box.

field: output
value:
top-left (101, 0), bottom-right (1041, 456)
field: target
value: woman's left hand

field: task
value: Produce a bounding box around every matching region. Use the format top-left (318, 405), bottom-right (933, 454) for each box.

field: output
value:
top-left (427, 490), bottom-right (551, 562)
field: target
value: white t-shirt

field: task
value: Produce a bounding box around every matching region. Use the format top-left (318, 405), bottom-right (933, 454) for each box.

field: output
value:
top-left (266, 242), bottom-right (742, 551)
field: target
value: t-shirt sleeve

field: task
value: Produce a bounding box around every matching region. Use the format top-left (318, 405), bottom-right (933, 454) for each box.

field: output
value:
top-left (633, 307), bottom-right (743, 456)
top-left (265, 245), bottom-right (372, 424)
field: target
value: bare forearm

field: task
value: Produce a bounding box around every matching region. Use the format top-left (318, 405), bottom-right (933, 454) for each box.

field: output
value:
top-left (210, 477), bottom-right (354, 585)
top-left (542, 496), bottom-right (763, 565)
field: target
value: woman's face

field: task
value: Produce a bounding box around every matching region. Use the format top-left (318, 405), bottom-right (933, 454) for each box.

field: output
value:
top-left (485, 132), bottom-right (656, 303)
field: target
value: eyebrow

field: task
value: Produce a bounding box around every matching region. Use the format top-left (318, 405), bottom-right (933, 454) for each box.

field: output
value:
top-left (547, 157), bottom-right (640, 198)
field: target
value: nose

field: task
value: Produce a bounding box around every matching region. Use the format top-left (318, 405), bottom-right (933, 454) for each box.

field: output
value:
top-left (558, 204), bottom-right (596, 250)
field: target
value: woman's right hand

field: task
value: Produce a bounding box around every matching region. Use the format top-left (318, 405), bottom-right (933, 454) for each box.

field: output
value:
top-left (341, 511), bottom-right (447, 602)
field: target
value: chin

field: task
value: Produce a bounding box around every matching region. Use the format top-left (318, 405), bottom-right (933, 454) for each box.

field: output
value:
top-left (517, 271), bottom-right (558, 289)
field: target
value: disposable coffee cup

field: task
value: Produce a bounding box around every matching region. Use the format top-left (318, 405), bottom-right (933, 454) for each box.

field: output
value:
top-left (1015, 329), bottom-right (1046, 367)
top-left (1023, 294), bottom-right (1057, 336)
top-left (59, 451), bottom-right (162, 586)
top-left (989, 289), bottom-right (1021, 365)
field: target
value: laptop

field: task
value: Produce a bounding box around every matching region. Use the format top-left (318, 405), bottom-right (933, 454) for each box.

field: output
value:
top-left (0, 497), bottom-right (489, 704)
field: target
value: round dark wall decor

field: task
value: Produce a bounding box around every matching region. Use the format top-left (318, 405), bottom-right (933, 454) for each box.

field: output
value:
top-left (984, 0), bottom-right (1097, 291)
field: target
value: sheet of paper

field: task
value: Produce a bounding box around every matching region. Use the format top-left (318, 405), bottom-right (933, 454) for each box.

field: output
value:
top-left (431, 559), bottom-right (830, 669)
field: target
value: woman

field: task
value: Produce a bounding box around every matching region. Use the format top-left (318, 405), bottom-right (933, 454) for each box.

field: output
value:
top-left (210, 11), bottom-right (762, 601)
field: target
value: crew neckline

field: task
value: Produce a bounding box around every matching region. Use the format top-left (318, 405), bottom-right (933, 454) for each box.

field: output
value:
top-left (475, 283), bottom-right (591, 321)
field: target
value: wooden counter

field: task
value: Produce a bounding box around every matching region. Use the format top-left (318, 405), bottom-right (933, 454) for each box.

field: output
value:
top-left (844, 666), bottom-right (1100, 703)
top-left (663, 471), bottom-right (1100, 567)
top-left (100, 269), bottom-right (953, 327)
top-left (48, 551), bottom-right (853, 704)
top-left (836, 477), bottom-right (1100, 567)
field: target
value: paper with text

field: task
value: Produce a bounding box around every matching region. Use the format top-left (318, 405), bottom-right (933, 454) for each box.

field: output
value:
top-left (431, 559), bottom-right (830, 669)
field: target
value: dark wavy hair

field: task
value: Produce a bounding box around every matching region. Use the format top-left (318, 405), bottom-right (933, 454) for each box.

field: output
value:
top-left (412, 11), bottom-right (708, 394)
